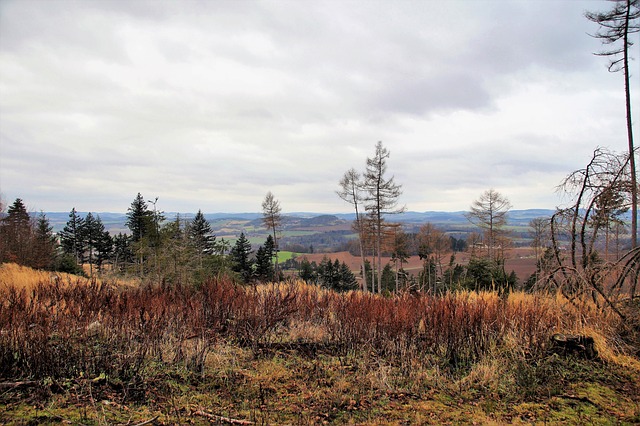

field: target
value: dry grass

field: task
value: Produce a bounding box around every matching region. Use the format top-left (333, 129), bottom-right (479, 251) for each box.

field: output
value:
top-left (0, 265), bottom-right (638, 424)
top-left (0, 262), bottom-right (139, 294)
top-left (0, 263), bottom-right (79, 292)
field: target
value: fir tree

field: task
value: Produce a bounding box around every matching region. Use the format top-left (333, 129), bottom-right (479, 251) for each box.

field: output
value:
top-left (298, 258), bottom-right (316, 283)
top-left (189, 210), bottom-right (216, 262)
top-left (59, 208), bottom-right (86, 265)
top-left (230, 232), bottom-right (253, 283)
top-left (0, 198), bottom-right (33, 265)
top-left (126, 193), bottom-right (153, 242)
top-left (113, 233), bottom-right (133, 271)
top-left (255, 236), bottom-right (275, 282)
top-left (337, 261), bottom-right (358, 292)
top-left (33, 212), bottom-right (56, 270)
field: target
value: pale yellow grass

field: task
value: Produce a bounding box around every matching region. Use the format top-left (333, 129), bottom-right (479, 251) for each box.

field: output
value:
top-left (0, 262), bottom-right (89, 292)
top-left (0, 262), bottom-right (139, 292)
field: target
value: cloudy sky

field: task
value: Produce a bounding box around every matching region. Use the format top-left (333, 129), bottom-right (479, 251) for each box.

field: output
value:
top-left (0, 0), bottom-right (637, 214)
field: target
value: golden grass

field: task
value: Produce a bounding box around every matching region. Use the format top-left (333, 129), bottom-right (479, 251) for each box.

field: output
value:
top-left (0, 262), bottom-right (139, 292)
top-left (0, 262), bottom-right (87, 292)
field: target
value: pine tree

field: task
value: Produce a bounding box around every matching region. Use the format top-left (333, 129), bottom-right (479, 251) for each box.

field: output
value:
top-left (230, 232), bottom-right (253, 283)
top-left (255, 236), bottom-right (275, 282)
top-left (59, 207), bottom-right (86, 265)
top-left (337, 261), bottom-right (358, 292)
top-left (82, 213), bottom-right (98, 274)
top-left (33, 212), bottom-right (56, 270)
top-left (126, 193), bottom-right (153, 242)
top-left (189, 209), bottom-right (216, 266)
top-left (298, 258), bottom-right (316, 283)
top-left (94, 228), bottom-right (113, 273)
top-left (113, 233), bottom-right (133, 272)
top-left (0, 198), bottom-right (33, 265)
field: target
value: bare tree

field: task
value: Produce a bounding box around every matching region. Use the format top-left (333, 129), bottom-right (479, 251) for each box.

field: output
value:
top-left (465, 189), bottom-right (512, 262)
top-left (586, 0), bottom-right (639, 248)
top-left (529, 217), bottom-right (551, 285)
top-left (262, 191), bottom-right (282, 278)
top-left (363, 142), bottom-right (405, 293)
top-left (417, 223), bottom-right (450, 293)
top-left (541, 148), bottom-right (639, 315)
top-left (337, 168), bottom-right (368, 291)
top-left (529, 217), bottom-right (551, 263)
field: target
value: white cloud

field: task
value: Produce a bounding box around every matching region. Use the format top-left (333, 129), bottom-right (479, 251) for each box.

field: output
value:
top-left (0, 0), bottom-right (637, 214)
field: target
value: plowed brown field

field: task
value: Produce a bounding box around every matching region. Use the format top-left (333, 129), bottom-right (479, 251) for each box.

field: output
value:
top-left (297, 247), bottom-right (537, 282)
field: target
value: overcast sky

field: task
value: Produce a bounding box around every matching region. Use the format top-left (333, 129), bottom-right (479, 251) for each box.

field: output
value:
top-left (1, 0), bottom-right (638, 214)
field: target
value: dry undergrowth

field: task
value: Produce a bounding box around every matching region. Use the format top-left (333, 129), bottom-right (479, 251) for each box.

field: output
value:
top-left (0, 266), bottom-right (638, 424)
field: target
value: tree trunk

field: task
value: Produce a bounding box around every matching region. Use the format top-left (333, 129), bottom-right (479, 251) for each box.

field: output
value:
top-left (623, 2), bottom-right (637, 248)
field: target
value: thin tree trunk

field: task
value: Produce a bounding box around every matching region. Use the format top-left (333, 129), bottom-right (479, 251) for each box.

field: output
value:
top-left (623, 1), bottom-right (637, 248)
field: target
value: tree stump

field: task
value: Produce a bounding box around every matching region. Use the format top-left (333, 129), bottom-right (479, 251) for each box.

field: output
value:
top-left (550, 333), bottom-right (598, 359)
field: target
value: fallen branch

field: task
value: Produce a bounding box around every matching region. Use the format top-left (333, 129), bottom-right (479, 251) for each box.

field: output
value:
top-left (0, 380), bottom-right (38, 390)
top-left (557, 394), bottom-right (597, 406)
top-left (193, 409), bottom-right (254, 425)
top-left (129, 416), bottom-right (159, 426)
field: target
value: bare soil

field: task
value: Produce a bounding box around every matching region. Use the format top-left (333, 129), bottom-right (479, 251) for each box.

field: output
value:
top-left (298, 248), bottom-right (538, 282)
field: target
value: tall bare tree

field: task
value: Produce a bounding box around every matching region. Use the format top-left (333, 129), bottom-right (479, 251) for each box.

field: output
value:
top-left (586, 0), bottom-right (639, 248)
top-left (417, 223), bottom-right (450, 293)
top-left (363, 141), bottom-right (405, 293)
top-left (262, 191), bottom-right (282, 278)
top-left (337, 168), bottom-right (368, 291)
top-left (529, 217), bottom-right (551, 263)
top-left (542, 148), bottom-right (638, 314)
top-left (465, 189), bottom-right (512, 262)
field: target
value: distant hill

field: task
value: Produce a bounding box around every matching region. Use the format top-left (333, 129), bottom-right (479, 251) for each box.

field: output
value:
top-left (42, 209), bottom-right (557, 234)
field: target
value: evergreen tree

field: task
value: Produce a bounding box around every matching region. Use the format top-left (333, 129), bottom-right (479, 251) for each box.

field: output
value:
top-left (298, 258), bottom-right (316, 283)
top-left (59, 207), bottom-right (86, 265)
top-left (90, 215), bottom-right (113, 273)
top-left (33, 212), bottom-right (56, 270)
top-left (255, 246), bottom-right (272, 282)
top-left (230, 232), bottom-right (253, 283)
top-left (255, 235), bottom-right (276, 282)
top-left (126, 193), bottom-right (153, 242)
top-left (0, 198), bottom-right (33, 265)
top-left (381, 263), bottom-right (396, 293)
top-left (189, 210), bottom-right (216, 264)
top-left (82, 213), bottom-right (99, 273)
top-left (337, 261), bottom-right (358, 292)
top-left (113, 233), bottom-right (133, 272)
top-left (317, 257), bottom-right (336, 289)
top-left (316, 257), bottom-right (358, 292)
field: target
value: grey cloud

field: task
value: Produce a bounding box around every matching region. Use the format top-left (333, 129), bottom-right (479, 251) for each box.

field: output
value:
top-left (1, 0), bottom-right (635, 213)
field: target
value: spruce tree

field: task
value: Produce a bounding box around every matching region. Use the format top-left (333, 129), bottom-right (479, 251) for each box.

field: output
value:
top-left (0, 198), bottom-right (33, 265)
top-left (338, 261), bottom-right (358, 292)
top-left (113, 233), bottom-right (133, 271)
top-left (33, 212), bottom-right (56, 270)
top-left (298, 258), bottom-right (316, 283)
top-left (59, 208), bottom-right (86, 265)
top-left (82, 214), bottom-right (111, 274)
top-left (255, 236), bottom-right (275, 282)
top-left (82, 213), bottom-right (98, 273)
top-left (230, 232), bottom-right (253, 283)
top-left (126, 193), bottom-right (152, 242)
top-left (189, 210), bottom-right (216, 263)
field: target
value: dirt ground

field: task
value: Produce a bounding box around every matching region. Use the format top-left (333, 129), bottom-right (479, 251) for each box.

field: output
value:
top-left (297, 247), bottom-right (538, 283)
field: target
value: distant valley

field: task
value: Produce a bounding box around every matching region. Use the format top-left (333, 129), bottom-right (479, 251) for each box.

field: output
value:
top-left (42, 209), bottom-right (559, 253)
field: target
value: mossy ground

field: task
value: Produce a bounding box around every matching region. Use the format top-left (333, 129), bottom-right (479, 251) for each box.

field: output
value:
top-left (2, 344), bottom-right (638, 425)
